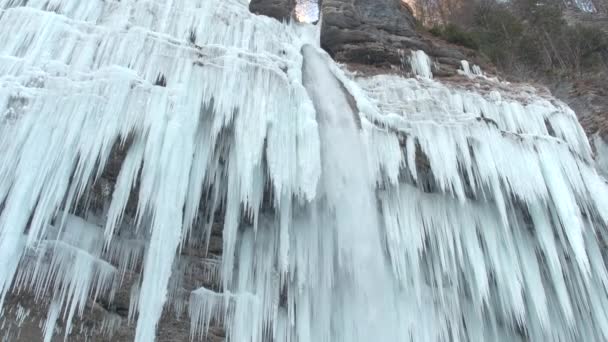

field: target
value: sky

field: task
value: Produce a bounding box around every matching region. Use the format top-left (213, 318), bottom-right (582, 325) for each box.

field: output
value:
top-left (295, 0), bottom-right (320, 22)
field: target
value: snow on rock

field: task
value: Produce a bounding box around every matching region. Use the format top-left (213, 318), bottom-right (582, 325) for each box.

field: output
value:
top-left (0, 0), bottom-right (608, 341)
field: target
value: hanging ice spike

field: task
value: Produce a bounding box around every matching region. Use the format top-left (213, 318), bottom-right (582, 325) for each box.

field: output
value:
top-left (1, 0), bottom-right (608, 341)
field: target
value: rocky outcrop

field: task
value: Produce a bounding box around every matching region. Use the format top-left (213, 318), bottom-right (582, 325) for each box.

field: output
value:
top-left (551, 76), bottom-right (608, 140)
top-left (247, 0), bottom-right (488, 76)
top-left (320, 0), bottom-right (482, 76)
top-left (320, 0), bottom-right (418, 66)
top-left (249, 0), bottom-right (296, 22)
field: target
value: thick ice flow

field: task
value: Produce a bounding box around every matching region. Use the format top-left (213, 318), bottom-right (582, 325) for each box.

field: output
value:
top-left (1, 0), bottom-right (608, 341)
top-left (301, 44), bottom-right (402, 341)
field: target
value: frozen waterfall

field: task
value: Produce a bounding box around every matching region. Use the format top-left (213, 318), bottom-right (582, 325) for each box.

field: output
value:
top-left (1, 0), bottom-right (608, 341)
top-left (301, 44), bottom-right (403, 341)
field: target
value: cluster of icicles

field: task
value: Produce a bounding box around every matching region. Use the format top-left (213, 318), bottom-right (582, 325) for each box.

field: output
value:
top-left (1, 0), bottom-right (608, 341)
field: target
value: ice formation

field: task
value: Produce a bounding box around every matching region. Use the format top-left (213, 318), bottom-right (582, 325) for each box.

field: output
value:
top-left (594, 134), bottom-right (608, 177)
top-left (459, 60), bottom-right (483, 78)
top-left (566, 0), bottom-right (597, 12)
top-left (1, 0), bottom-right (608, 341)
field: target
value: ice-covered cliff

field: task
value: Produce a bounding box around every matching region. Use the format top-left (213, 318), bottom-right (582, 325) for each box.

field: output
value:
top-left (1, 0), bottom-right (608, 341)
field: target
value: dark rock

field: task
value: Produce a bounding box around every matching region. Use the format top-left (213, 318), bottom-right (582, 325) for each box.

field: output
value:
top-left (320, 0), bottom-right (472, 76)
top-left (321, 0), bottom-right (418, 67)
top-left (249, 0), bottom-right (296, 22)
top-left (550, 75), bottom-right (608, 140)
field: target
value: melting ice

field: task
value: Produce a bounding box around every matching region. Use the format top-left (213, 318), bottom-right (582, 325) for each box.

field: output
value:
top-left (1, 0), bottom-right (608, 341)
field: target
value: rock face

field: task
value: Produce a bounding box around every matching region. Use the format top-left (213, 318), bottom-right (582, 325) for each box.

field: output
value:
top-left (320, 0), bottom-right (418, 66)
top-left (551, 8), bottom-right (608, 161)
top-left (551, 77), bottom-right (608, 139)
top-left (249, 0), bottom-right (296, 21)
top-left (320, 0), bottom-right (476, 76)
top-left (247, 0), bottom-right (485, 76)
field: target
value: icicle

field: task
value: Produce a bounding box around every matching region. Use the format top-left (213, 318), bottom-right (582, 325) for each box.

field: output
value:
top-left (409, 50), bottom-right (433, 79)
top-left (189, 287), bottom-right (258, 341)
top-left (42, 301), bottom-right (60, 342)
top-left (594, 134), bottom-right (608, 176)
top-left (0, 0), bottom-right (607, 341)
top-left (459, 60), bottom-right (483, 78)
top-left (99, 312), bottom-right (122, 338)
top-left (6, 215), bottom-right (118, 340)
top-left (128, 281), bottom-right (140, 325)
top-left (134, 76), bottom-right (200, 342)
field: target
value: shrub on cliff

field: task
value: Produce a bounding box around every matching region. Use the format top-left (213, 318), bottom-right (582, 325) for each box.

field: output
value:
top-left (429, 24), bottom-right (479, 50)
top-left (434, 0), bottom-right (608, 77)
